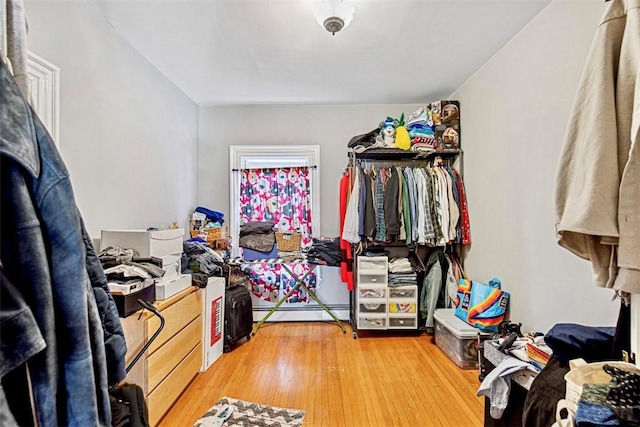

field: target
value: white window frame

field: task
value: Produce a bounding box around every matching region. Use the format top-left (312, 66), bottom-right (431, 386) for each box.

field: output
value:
top-left (229, 145), bottom-right (321, 258)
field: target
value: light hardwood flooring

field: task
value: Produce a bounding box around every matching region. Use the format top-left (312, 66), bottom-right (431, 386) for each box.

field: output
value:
top-left (158, 322), bottom-right (484, 427)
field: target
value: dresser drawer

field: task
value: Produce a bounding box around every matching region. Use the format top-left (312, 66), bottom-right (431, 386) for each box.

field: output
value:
top-left (388, 286), bottom-right (418, 299)
top-left (358, 287), bottom-right (386, 300)
top-left (358, 316), bottom-right (387, 330)
top-left (147, 315), bottom-right (202, 392)
top-left (358, 273), bottom-right (387, 287)
top-left (147, 290), bottom-right (201, 354)
top-left (388, 302), bottom-right (417, 314)
top-left (148, 342), bottom-right (202, 426)
top-left (388, 315), bottom-right (418, 329)
top-left (358, 301), bottom-right (387, 314)
top-left (357, 256), bottom-right (388, 273)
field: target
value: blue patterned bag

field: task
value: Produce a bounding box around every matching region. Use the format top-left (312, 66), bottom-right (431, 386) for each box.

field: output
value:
top-left (454, 277), bottom-right (510, 332)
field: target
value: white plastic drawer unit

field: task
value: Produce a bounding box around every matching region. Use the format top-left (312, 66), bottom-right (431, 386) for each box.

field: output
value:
top-left (358, 302), bottom-right (387, 314)
top-left (358, 287), bottom-right (386, 300)
top-left (357, 256), bottom-right (388, 273)
top-left (388, 302), bottom-right (416, 314)
top-left (388, 316), bottom-right (418, 329)
top-left (388, 286), bottom-right (418, 300)
top-left (358, 316), bottom-right (387, 330)
top-left (358, 273), bottom-right (387, 287)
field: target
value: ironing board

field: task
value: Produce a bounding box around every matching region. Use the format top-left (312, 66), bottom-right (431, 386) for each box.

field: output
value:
top-left (229, 257), bottom-right (346, 335)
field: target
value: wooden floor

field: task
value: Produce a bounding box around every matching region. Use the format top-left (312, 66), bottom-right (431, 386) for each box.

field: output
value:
top-left (158, 322), bottom-right (484, 427)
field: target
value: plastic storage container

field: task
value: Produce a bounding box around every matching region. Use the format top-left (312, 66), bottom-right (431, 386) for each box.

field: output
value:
top-left (433, 308), bottom-right (491, 369)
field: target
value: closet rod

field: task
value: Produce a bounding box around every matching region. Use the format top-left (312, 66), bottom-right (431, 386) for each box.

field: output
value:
top-left (231, 165), bottom-right (317, 172)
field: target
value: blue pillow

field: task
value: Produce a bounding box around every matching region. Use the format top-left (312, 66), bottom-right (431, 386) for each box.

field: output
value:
top-left (242, 245), bottom-right (278, 261)
top-left (544, 323), bottom-right (615, 363)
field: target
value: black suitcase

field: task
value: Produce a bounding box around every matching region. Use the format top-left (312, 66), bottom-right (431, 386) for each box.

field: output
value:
top-left (223, 284), bottom-right (253, 353)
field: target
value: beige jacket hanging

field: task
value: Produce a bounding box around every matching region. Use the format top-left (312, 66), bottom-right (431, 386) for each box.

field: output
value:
top-left (555, 0), bottom-right (640, 294)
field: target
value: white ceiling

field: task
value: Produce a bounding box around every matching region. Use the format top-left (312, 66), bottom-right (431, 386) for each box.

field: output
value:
top-left (87, 0), bottom-right (551, 106)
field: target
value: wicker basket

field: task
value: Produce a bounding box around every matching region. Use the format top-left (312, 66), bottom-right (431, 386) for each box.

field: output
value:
top-left (275, 232), bottom-right (301, 252)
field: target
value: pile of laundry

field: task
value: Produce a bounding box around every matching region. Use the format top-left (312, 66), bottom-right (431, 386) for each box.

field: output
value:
top-left (182, 240), bottom-right (225, 287)
top-left (306, 237), bottom-right (340, 266)
top-left (99, 246), bottom-right (165, 293)
top-left (239, 221), bottom-right (278, 260)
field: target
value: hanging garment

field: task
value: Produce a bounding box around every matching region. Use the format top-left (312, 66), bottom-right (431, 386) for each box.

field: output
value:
top-left (420, 249), bottom-right (448, 328)
top-left (396, 167), bottom-right (407, 240)
top-left (1, 0), bottom-right (29, 97)
top-left (554, 0), bottom-right (640, 293)
top-left (0, 59), bottom-right (125, 426)
top-left (363, 169), bottom-right (377, 240)
top-left (452, 168), bottom-right (472, 245)
top-left (374, 169), bottom-right (387, 242)
top-left (342, 166), bottom-right (361, 243)
top-left (339, 172), bottom-right (354, 290)
top-left (384, 167), bottom-right (400, 237)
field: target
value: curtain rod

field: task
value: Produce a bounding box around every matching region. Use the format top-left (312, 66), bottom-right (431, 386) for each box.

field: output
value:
top-left (231, 165), bottom-right (318, 172)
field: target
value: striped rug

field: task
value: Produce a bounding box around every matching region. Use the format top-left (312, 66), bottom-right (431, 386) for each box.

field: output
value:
top-left (193, 396), bottom-right (305, 427)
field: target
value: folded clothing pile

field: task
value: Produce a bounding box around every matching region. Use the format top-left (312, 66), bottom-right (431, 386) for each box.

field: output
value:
top-left (240, 221), bottom-right (277, 260)
top-left (388, 257), bottom-right (417, 288)
top-left (306, 237), bottom-right (340, 266)
top-left (182, 240), bottom-right (224, 286)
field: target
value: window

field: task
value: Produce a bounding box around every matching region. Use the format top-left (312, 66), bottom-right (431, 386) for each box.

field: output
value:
top-left (229, 145), bottom-right (320, 257)
top-left (229, 146), bottom-right (321, 304)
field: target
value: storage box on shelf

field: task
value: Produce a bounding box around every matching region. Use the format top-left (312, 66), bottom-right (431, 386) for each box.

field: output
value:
top-left (120, 287), bottom-right (203, 426)
top-left (433, 308), bottom-right (491, 369)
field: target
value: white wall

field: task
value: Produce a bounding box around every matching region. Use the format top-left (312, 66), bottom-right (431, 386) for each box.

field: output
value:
top-left (198, 104), bottom-right (420, 236)
top-left (24, 0), bottom-right (199, 238)
top-left (452, 0), bottom-right (620, 332)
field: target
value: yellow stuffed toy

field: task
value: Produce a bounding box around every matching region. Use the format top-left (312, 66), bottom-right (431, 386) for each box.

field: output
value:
top-left (394, 113), bottom-right (411, 150)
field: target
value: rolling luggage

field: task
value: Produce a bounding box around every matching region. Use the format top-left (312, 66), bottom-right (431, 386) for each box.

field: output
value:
top-left (223, 284), bottom-right (253, 353)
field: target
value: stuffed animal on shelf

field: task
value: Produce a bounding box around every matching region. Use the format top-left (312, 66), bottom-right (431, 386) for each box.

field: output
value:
top-left (379, 117), bottom-right (397, 148)
top-left (394, 113), bottom-right (411, 150)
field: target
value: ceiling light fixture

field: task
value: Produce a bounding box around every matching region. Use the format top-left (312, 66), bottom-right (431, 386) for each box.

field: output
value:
top-left (310, 0), bottom-right (355, 35)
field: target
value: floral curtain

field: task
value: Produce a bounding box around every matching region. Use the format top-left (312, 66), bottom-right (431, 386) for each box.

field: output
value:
top-left (239, 167), bottom-right (316, 303)
top-left (240, 167), bottom-right (313, 245)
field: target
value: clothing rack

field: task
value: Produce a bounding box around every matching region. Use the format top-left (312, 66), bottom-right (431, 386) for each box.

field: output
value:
top-left (347, 148), bottom-right (463, 176)
top-left (231, 165), bottom-right (317, 172)
top-left (343, 147), bottom-right (468, 337)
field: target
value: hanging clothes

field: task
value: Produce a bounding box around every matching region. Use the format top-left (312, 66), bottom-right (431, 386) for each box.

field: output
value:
top-left (342, 160), bottom-right (471, 247)
top-left (339, 171), bottom-right (354, 290)
top-left (554, 0), bottom-right (640, 293)
top-left (342, 166), bottom-right (361, 243)
top-left (0, 59), bottom-right (125, 426)
top-left (383, 167), bottom-right (400, 237)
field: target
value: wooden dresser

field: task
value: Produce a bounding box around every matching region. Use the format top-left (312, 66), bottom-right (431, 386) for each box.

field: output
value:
top-left (120, 287), bottom-right (203, 425)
